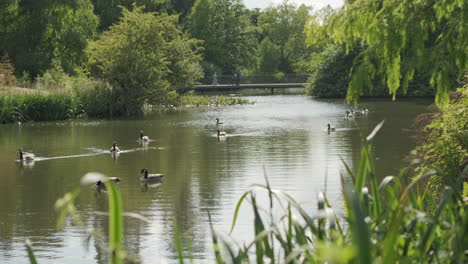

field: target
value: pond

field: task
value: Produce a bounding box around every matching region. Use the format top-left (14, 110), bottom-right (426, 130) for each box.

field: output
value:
top-left (0, 93), bottom-right (431, 263)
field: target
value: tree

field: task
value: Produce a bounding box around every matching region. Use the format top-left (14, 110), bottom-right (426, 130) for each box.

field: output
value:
top-left (258, 1), bottom-right (312, 73)
top-left (0, 0), bottom-right (98, 76)
top-left (91, 0), bottom-right (171, 31)
top-left (186, 0), bottom-right (257, 75)
top-left (257, 37), bottom-right (281, 73)
top-left (322, 0), bottom-right (467, 106)
top-left (87, 6), bottom-right (203, 116)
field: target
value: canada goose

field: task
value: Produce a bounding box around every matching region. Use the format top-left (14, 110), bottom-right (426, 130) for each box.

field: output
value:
top-left (217, 129), bottom-right (227, 137)
top-left (346, 111), bottom-right (354, 118)
top-left (139, 130), bottom-right (149, 142)
top-left (216, 118), bottom-right (224, 127)
top-left (362, 108), bottom-right (369, 114)
top-left (19, 148), bottom-right (35, 161)
top-left (327, 124), bottom-right (336, 132)
top-left (139, 168), bottom-right (164, 183)
top-left (95, 177), bottom-right (121, 190)
top-left (110, 141), bottom-right (120, 153)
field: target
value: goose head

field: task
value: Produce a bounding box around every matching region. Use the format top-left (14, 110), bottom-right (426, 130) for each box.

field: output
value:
top-left (140, 168), bottom-right (149, 179)
top-left (140, 130), bottom-right (144, 140)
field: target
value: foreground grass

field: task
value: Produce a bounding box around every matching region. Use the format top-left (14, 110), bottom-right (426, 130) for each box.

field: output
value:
top-left (25, 122), bottom-right (467, 263)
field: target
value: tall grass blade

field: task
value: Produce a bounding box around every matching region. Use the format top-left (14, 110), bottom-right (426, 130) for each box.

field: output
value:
top-left (420, 187), bottom-right (453, 255)
top-left (104, 181), bottom-right (124, 264)
top-left (173, 221), bottom-right (185, 264)
top-left (207, 211), bottom-right (224, 264)
top-left (342, 181), bottom-right (371, 264)
top-left (230, 191), bottom-right (249, 234)
top-left (25, 239), bottom-right (38, 264)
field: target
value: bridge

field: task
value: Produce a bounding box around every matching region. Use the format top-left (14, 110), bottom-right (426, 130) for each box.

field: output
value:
top-left (176, 74), bottom-right (309, 93)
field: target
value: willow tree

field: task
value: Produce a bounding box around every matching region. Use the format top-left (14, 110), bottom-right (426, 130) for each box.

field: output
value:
top-left (87, 7), bottom-right (203, 115)
top-left (312, 0), bottom-right (467, 106)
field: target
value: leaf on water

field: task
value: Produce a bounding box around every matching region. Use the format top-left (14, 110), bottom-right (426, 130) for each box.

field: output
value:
top-left (366, 120), bottom-right (385, 141)
top-left (80, 172), bottom-right (108, 186)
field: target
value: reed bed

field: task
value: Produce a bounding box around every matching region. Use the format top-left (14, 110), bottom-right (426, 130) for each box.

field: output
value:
top-left (179, 95), bottom-right (253, 106)
top-left (0, 92), bottom-right (77, 123)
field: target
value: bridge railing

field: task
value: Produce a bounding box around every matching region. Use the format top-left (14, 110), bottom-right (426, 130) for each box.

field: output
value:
top-left (197, 74), bottom-right (310, 85)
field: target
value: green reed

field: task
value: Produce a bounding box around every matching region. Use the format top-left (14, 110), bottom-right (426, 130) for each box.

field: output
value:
top-left (179, 95), bottom-right (253, 106)
top-left (0, 93), bottom-right (77, 123)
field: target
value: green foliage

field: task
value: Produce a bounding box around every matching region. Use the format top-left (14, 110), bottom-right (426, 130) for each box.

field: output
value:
top-left (0, 54), bottom-right (16, 87)
top-left (17, 71), bottom-right (31, 88)
top-left (74, 81), bottom-right (123, 118)
top-left (257, 1), bottom-right (312, 74)
top-left (91, 0), bottom-right (171, 31)
top-left (178, 95), bottom-right (253, 106)
top-left (316, 0), bottom-right (467, 106)
top-left (306, 44), bottom-right (356, 97)
top-left (414, 87), bottom-right (468, 198)
top-left (256, 37), bottom-right (281, 73)
top-left (186, 0), bottom-right (257, 75)
top-left (0, 0), bottom-right (98, 76)
top-left (0, 93), bottom-right (77, 123)
top-left (87, 6), bottom-right (203, 116)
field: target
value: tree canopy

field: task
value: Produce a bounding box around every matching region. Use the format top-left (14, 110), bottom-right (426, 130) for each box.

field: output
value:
top-left (0, 0), bottom-right (98, 76)
top-left (87, 6), bottom-right (203, 115)
top-left (186, 0), bottom-right (257, 75)
top-left (310, 0), bottom-right (467, 106)
top-left (257, 2), bottom-right (312, 73)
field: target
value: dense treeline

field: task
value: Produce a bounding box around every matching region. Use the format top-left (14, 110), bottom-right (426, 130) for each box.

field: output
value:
top-left (1, 0), bottom-right (466, 116)
top-left (0, 0), bottom-right (312, 78)
top-left (0, 0), bottom-right (315, 116)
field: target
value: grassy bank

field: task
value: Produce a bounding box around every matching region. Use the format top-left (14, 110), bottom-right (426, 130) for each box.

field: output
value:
top-left (0, 92), bottom-right (77, 123)
top-left (0, 86), bottom-right (253, 123)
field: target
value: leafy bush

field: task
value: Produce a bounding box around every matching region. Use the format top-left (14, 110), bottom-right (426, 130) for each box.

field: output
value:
top-left (87, 6), bottom-right (203, 116)
top-left (412, 86), bottom-right (468, 199)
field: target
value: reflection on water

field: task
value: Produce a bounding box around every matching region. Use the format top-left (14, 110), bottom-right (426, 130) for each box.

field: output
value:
top-left (0, 94), bottom-right (430, 263)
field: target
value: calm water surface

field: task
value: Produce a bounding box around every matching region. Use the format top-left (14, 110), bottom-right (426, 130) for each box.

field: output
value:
top-left (0, 93), bottom-right (430, 263)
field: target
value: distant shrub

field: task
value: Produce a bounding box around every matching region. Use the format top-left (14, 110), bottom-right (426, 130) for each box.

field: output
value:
top-left (0, 54), bottom-right (17, 87)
